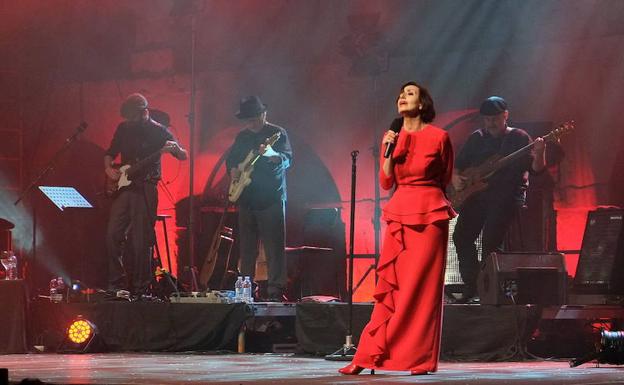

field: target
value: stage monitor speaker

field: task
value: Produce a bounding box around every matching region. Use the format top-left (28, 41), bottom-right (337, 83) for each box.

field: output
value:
top-left (286, 208), bottom-right (346, 300)
top-left (477, 252), bottom-right (567, 305)
top-left (574, 208), bottom-right (624, 294)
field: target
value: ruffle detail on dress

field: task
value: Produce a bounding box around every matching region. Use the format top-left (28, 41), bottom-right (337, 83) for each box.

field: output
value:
top-left (383, 205), bottom-right (455, 226)
top-left (365, 220), bottom-right (403, 365)
top-left (383, 185), bottom-right (457, 225)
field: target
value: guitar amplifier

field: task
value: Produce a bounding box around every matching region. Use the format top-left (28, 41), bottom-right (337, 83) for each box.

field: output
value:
top-left (477, 252), bottom-right (567, 305)
top-left (574, 208), bottom-right (624, 294)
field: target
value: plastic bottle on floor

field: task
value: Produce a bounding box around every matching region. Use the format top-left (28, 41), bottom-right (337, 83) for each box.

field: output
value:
top-left (242, 276), bottom-right (253, 303)
top-left (1, 250), bottom-right (17, 280)
top-left (234, 276), bottom-right (244, 302)
top-left (50, 278), bottom-right (63, 303)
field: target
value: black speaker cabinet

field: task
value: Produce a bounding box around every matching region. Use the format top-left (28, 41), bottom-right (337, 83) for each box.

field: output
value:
top-left (477, 252), bottom-right (567, 305)
top-left (574, 208), bottom-right (624, 294)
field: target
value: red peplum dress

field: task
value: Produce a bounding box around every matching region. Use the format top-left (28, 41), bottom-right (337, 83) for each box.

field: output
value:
top-left (351, 124), bottom-right (456, 373)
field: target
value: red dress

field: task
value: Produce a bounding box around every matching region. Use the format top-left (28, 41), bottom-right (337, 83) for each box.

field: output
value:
top-left (352, 124), bottom-right (456, 372)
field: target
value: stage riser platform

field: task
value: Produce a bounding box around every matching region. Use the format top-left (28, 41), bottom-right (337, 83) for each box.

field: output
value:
top-left (22, 300), bottom-right (624, 360)
top-left (296, 303), bottom-right (543, 361)
top-left (30, 302), bottom-right (247, 353)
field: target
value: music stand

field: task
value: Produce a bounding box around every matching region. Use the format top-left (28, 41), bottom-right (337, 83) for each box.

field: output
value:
top-left (38, 186), bottom-right (93, 211)
top-left (36, 186), bottom-right (93, 293)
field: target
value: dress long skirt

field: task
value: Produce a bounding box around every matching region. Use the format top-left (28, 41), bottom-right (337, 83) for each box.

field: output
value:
top-left (352, 220), bottom-right (449, 372)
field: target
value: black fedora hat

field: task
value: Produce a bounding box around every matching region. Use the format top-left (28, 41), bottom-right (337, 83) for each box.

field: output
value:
top-left (235, 96), bottom-right (267, 119)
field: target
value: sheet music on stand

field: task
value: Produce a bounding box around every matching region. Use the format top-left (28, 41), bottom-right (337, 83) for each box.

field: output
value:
top-left (38, 186), bottom-right (93, 211)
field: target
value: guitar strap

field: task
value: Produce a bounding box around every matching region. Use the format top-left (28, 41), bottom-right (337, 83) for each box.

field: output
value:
top-left (500, 127), bottom-right (515, 154)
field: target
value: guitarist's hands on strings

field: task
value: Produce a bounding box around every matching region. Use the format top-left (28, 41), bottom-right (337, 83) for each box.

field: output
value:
top-left (161, 140), bottom-right (187, 158)
top-left (451, 137), bottom-right (545, 192)
top-left (259, 143), bottom-right (281, 163)
top-left (531, 136), bottom-right (546, 173)
top-left (229, 142), bottom-right (280, 181)
top-left (533, 137), bottom-right (546, 153)
top-left (451, 173), bottom-right (468, 191)
top-left (105, 166), bottom-right (121, 182)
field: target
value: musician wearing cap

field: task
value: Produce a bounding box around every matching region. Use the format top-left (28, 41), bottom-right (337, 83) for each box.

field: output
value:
top-left (104, 93), bottom-right (187, 298)
top-left (451, 96), bottom-right (545, 304)
top-left (225, 96), bottom-right (292, 302)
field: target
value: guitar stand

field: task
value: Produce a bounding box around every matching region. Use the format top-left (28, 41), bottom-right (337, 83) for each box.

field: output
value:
top-left (150, 245), bottom-right (180, 300)
top-left (217, 226), bottom-right (237, 290)
top-left (154, 215), bottom-right (173, 272)
top-left (149, 214), bottom-right (181, 300)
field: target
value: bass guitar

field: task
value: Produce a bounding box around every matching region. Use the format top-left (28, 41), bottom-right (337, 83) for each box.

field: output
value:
top-left (228, 132), bottom-right (281, 202)
top-left (447, 121), bottom-right (574, 210)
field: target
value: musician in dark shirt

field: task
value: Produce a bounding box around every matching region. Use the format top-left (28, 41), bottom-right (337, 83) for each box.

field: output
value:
top-left (225, 96), bottom-right (292, 301)
top-left (104, 93), bottom-right (187, 297)
top-left (451, 96), bottom-right (545, 303)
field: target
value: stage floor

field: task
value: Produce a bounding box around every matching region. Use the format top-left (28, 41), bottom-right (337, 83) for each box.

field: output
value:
top-left (0, 353), bottom-right (621, 385)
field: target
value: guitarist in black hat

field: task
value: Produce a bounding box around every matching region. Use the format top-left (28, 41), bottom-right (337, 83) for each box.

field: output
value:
top-left (451, 96), bottom-right (545, 303)
top-left (226, 95), bottom-right (292, 302)
top-left (104, 93), bottom-right (187, 298)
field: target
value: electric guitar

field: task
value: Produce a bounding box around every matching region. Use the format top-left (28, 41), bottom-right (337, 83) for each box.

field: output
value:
top-left (447, 121), bottom-right (574, 210)
top-left (228, 132), bottom-right (281, 203)
top-left (105, 142), bottom-right (178, 197)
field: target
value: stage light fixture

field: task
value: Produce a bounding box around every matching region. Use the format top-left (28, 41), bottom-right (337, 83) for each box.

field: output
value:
top-left (71, 280), bottom-right (82, 292)
top-left (58, 316), bottom-right (100, 353)
top-left (68, 319), bottom-right (94, 344)
top-left (571, 330), bottom-right (624, 367)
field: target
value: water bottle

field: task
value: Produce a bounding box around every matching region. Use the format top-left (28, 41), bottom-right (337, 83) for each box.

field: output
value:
top-left (50, 277), bottom-right (63, 303)
top-left (7, 253), bottom-right (17, 280)
top-left (242, 276), bottom-right (253, 303)
top-left (1, 251), bottom-right (17, 280)
top-left (234, 276), bottom-right (244, 302)
top-left (56, 277), bottom-right (66, 296)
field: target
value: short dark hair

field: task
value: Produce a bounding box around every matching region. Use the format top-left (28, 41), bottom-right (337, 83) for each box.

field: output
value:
top-left (398, 81), bottom-right (436, 123)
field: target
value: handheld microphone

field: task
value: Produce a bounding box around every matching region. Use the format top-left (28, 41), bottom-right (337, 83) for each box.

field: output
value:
top-left (384, 117), bottom-right (403, 158)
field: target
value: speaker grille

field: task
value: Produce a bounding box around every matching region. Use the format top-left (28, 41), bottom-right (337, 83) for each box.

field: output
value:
top-left (574, 208), bottom-right (624, 292)
top-left (445, 215), bottom-right (483, 285)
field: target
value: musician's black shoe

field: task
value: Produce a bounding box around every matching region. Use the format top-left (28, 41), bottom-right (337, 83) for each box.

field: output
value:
top-left (456, 285), bottom-right (478, 304)
top-left (253, 280), bottom-right (268, 302)
top-left (455, 295), bottom-right (480, 305)
top-left (444, 294), bottom-right (459, 304)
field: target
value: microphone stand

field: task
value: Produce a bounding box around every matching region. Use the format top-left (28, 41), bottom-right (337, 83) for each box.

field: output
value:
top-left (14, 122), bottom-right (87, 292)
top-left (325, 150), bottom-right (359, 361)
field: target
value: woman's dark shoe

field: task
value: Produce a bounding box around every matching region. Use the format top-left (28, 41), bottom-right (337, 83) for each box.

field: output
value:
top-left (338, 363), bottom-right (374, 375)
top-left (410, 369), bottom-right (428, 375)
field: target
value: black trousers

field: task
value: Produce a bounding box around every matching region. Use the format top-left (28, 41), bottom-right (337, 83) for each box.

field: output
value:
top-left (238, 200), bottom-right (286, 297)
top-left (452, 194), bottom-right (517, 297)
top-left (106, 183), bottom-right (158, 293)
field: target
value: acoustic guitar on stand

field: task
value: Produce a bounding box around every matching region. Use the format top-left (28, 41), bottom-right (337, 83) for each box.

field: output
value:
top-left (447, 121), bottom-right (574, 210)
top-left (228, 132), bottom-right (281, 203)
